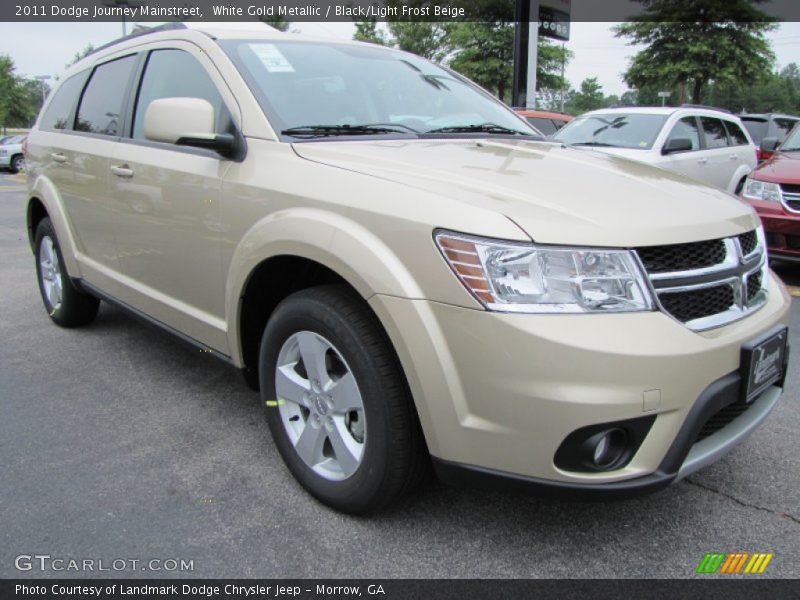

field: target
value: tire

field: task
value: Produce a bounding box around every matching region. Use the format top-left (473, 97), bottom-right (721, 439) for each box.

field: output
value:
top-left (34, 217), bottom-right (99, 327)
top-left (10, 154), bottom-right (24, 174)
top-left (735, 176), bottom-right (746, 195)
top-left (259, 285), bottom-right (428, 514)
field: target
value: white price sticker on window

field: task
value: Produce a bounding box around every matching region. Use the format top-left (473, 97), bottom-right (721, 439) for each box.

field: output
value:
top-left (251, 44), bottom-right (295, 73)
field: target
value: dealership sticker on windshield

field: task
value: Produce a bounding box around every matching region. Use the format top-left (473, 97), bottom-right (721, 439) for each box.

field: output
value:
top-left (251, 44), bottom-right (295, 73)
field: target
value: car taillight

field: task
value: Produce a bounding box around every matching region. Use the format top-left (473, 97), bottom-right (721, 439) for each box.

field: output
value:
top-left (21, 137), bottom-right (27, 156)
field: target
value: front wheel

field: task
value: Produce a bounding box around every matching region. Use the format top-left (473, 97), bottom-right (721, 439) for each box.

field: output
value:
top-left (259, 285), bottom-right (427, 514)
top-left (35, 217), bottom-right (99, 327)
top-left (10, 154), bottom-right (24, 174)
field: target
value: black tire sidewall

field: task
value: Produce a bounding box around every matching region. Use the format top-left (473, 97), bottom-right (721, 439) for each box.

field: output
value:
top-left (11, 155), bottom-right (23, 174)
top-left (34, 218), bottom-right (65, 319)
top-left (260, 291), bottom-right (395, 513)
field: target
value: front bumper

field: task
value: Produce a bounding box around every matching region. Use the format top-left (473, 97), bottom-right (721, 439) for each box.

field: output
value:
top-left (369, 271), bottom-right (791, 494)
top-left (750, 199), bottom-right (800, 260)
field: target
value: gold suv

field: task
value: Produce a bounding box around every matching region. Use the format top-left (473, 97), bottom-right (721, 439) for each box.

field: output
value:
top-left (25, 25), bottom-right (791, 513)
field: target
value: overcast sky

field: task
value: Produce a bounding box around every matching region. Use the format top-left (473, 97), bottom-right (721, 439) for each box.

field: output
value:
top-left (2, 21), bottom-right (800, 96)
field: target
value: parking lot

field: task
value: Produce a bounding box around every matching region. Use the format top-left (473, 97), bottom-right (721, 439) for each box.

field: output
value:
top-left (0, 171), bottom-right (798, 579)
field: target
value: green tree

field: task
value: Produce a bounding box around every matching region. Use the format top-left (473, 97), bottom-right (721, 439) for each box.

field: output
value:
top-left (261, 18), bottom-right (290, 32)
top-left (615, 0), bottom-right (777, 104)
top-left (568, 77), bottom-right (605, 114)
top-left (447, 22), bottom-right (514, 101)
top-left (387, 22), bottom-right (448, 61)
top-left (67, 44), bottom-right (95, 68)
top-left (353, 20), bottom-right (387, 45)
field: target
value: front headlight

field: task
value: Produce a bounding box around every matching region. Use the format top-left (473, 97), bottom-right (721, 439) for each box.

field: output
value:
top-left (743, 177), bottom-right (782, 202)
top-left (435, 231), bottom-right (654, 313)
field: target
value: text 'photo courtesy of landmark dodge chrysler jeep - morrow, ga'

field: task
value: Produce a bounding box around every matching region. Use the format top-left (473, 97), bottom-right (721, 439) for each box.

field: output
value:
top-left (25, 24), bottom-right (791, 514)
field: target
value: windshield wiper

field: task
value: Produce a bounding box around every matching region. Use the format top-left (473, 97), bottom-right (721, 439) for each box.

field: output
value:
top-left (281, 124), bottom-right (413, 138)
top-left (426, 123), bottom-right (531, 136)
top-left (570, 141), bottom-right (617, 147)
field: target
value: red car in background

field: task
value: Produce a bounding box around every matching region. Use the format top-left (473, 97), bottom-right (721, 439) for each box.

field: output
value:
top-left (742, 124), bottom-right (800, 262)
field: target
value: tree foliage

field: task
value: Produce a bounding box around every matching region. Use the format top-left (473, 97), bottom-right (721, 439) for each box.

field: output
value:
top-left (0, 54), bottom-right (49, 130)
top-left (353, 20), bottom-right (387, 45)
top-left (615, 0), bottom-right (777, 104)
top-left (567, 77), bottom-right (606, 114)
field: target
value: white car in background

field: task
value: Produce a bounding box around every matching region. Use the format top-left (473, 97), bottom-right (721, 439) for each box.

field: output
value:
top-left (553, 107), bottom-right (757, 194)
top-left (0, 135), bottom-right (26, 173)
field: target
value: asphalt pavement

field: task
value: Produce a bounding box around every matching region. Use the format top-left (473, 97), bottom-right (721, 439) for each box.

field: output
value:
top-left (0, 172), bottom-right (798, 579)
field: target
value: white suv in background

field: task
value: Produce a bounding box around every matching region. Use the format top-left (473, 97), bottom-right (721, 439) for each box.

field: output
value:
top-left (554, 106), bottom-right (757, 194)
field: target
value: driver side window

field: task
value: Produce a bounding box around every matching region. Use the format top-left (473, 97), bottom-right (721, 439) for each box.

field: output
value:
top-left (665, 117), bottom-right (700, 153)
top-left (132, 49), bottom-right (234, 141)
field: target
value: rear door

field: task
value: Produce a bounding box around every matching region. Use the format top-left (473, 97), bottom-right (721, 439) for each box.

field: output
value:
top-left (55, 54), bottom-right (138, 278)
top-left (108, 43), bottom-right (240, 350)
top-left (698, 116), bottom-right (733, 189)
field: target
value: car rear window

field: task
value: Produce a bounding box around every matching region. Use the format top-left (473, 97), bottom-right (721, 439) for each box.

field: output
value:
top-left (526, 117), bottom-right (557, 136)
top-left (39, 72), bottom-right (88, 131)
top-left (723, 120), bottom-right (749, 146)
top-left (774, 118), bottom-right (798, 140)
top-left (75, 55), bottom-right (137, 136)
top-left (741, 118), bottom-right (767, 144)
top-left (700, 117), bottom-right (729, 148)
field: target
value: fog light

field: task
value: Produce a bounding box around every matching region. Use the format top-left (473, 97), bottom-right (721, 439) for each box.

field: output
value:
top-left (586, 428), bottom-right (628, 469)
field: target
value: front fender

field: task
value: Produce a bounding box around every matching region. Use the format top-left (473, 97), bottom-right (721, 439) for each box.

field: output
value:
top-left (225, 207), bottom-right (424, 366)
top-left (27, 174), bottom-right (83, 278)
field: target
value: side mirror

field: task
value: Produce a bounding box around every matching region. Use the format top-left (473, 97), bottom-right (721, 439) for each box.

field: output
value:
top-left (662, 137), bottom-right (693, 155)
top-left (760, 137), bottom-right (779, 153)
top-left (144, 97), bottom-right (237, 158)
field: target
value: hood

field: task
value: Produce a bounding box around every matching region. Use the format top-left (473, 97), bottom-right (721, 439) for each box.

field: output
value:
top-left (751, 151), bottom-right (800, 185)
top-left (293, 139), bottom-right (758, 247)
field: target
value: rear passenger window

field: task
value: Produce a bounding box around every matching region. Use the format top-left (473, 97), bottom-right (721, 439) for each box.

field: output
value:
top-left (132, 49), bottom-right (234, 141)
top-left (700, 117), bottom-right (729, 149)
top-left (527, 117), bottom-right (557, 136)
top-left (723, 121), bottom-right (749, 146)
top-left (75, 55), bottom-right (137, 136)
top-left (39, 72), bottom-right (87, 131)
top-left (666, 117), bottom-right (700, 151)
top-left (774, 118), bottom-right (798, 140)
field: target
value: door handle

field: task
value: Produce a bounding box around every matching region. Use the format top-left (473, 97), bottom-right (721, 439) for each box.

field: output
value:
top-left (50, 152), bottom-right (67, 163)
top-left (729, 154), bottom-right (738, 160)
top-left (697, 157), bottom-right (708, 164)
top-left (110, 165), bottom-right (134, 178)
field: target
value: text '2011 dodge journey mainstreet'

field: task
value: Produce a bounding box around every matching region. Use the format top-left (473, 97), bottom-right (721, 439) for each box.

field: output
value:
top-left (25, 25), bottom-right (791, 513)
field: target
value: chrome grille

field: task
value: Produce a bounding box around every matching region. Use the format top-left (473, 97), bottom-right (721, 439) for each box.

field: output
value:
top-left (635, 230), bottom-right (767, 331)
top-left (781, 183), bottom-right (800, 213)
top-left (636, 239), bottom-right (726, 274)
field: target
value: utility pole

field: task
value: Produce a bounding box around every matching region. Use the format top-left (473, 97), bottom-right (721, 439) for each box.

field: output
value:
top-left (34, 75), bottom-right (51, 107)
top-left (102, 0), bottom-right (145, 37)
top-left (559, 42), bottom-right (566, 113)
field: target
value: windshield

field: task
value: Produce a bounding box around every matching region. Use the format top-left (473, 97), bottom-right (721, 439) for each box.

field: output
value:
top-left (553, 113), bottom-right (668, 149)
top-left (781, 125), bottom-right (800, 152)
top-left (220, 40), bottom-right (537, 140)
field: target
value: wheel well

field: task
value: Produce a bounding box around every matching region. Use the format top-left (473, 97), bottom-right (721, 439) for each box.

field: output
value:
top-left (27, 197), bottom-right (48, 251)
top-left (239, 256), bottom-right (351, 390)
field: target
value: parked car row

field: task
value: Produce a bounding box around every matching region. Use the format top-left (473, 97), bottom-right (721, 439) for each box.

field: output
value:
top-left (0, 134), bottom-right (26, 173)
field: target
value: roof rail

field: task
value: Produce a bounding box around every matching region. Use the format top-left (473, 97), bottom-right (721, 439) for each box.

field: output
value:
top-left (680, 103), bottom-right (732, 114)
top-left (85, 23), bottom-right (189, 59)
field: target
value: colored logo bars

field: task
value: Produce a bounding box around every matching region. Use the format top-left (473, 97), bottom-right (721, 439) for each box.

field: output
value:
top-left (697, 552), bottom-right (774, 574)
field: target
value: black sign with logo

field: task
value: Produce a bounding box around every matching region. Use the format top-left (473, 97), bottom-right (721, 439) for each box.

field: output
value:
top-left (539, 6), bottom-right (570, 41)
top-left (741, 327), bottom-right (788, 403)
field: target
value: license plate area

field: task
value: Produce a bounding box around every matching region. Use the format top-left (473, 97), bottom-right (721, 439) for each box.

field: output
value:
top-left (740, 327), bottom-right (788, 403)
